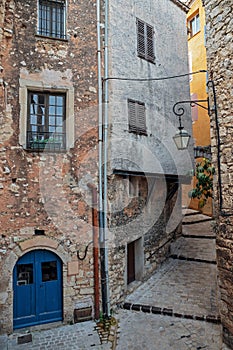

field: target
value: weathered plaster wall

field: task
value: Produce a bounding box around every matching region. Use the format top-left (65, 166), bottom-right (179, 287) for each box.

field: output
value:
top-left (108, 0), bottom-right (193, 177)
top-left (202, 0), bottom-right (233, 347)
top-left (105, 0), bottom-right (190, 304)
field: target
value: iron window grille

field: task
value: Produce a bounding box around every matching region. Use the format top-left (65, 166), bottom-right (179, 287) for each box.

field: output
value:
top-left (27, 91), bottom-right (66, 151)
top-left (38, 0), bottom-right (66, 39)
top-left (128, 99), bottom-right (147, 135)
top-left (137, 18), bottom-right (155, 63)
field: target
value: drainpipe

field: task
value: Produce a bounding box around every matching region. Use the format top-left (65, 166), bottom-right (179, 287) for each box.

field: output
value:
top-left (87, 184), bottom-right (100, 320)
top-left (97, 0), bottom-right (110, 318)
top-left (102, 0), bottom-right (111, 318)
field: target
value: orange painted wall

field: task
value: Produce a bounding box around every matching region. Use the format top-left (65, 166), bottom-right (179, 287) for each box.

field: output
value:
top-left (183, 0), bottom-right (212, 215)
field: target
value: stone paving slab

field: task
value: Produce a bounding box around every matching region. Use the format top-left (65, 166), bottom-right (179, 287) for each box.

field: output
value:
top-left (171, 236), bottom-right (216, 262)
top-left (125, 258), bottom-right (219, 318)
top-left (115, 309), bottom-right (223, 350)
top-left (0, 321), bottom-right (109, 350)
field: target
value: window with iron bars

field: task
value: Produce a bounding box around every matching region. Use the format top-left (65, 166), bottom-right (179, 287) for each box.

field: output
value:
top-left (27, 91), bottom-right (66, 151)
top-left (38, 0), bottom-right (66, 39)
top-left (137, 18), bottom-right (155, 63)
top-left (128, 99), bottom-right (147, 135)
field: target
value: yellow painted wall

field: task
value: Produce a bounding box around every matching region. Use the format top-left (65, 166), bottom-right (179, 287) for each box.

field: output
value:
top-left (183, 0), bottom-right (212, 215)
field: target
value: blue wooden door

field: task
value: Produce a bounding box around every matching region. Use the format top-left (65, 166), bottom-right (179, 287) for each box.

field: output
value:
top-left (13, 250), bottom-right (62, 329)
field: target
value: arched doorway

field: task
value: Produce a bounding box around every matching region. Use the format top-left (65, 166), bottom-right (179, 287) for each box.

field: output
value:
top-left (13, 249), bottom-right (63, 329)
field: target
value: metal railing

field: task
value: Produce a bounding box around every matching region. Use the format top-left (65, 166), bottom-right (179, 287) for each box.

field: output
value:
top-left (26, 131), bottom-right (66, 151)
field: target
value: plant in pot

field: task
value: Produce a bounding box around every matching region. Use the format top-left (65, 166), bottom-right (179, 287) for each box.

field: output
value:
top-left (188, 158), bottom-right (215, 209)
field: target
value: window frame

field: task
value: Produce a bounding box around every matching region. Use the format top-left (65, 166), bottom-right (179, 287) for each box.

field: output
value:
top-left (188, 12), bottom-right (200, 38)
top-left (128, 99), bottom-right (147, 136)
top-left (38, 0), bottom-right (67, 40)
top-left (136, 18), bottom-right (155, 63)
top-left (27, 91), bottom-right (66, 152)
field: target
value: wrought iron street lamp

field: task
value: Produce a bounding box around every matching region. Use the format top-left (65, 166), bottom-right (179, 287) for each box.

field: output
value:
top-left (172, 113), bottom-right (191, 150)
top-left (172, 80), bottom-right (230, 216)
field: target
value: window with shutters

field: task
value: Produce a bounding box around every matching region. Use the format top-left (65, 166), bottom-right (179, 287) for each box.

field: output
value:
top-left (38, 0), bottom-right (66, 39)
top-left (136, 18), bottom-right (155, 63)
top-left (128, 99), bottom-right (147, 135)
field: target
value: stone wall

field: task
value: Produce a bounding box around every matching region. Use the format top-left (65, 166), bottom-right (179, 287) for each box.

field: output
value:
top-left (202, 0), bottom-right (233, 347)
top-left (0, 0), bottom-right (99, 334)
top-left (107, 174), bottom-right (182, 305)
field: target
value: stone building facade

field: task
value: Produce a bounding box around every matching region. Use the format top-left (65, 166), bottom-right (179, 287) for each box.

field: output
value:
top-left (0, 0), bottom-right (192, 335)
top-left (202, 0), bottom-right (233, 347)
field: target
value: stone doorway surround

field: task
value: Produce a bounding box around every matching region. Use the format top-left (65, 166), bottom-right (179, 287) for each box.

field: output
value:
top-left (0, 236), bottom-right (70, 334)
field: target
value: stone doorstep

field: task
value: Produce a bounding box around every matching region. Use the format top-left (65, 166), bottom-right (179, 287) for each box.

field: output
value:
top-left (122, 302), bottom-right (221, 324)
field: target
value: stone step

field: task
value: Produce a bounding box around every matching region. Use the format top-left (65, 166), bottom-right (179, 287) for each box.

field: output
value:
top-left (182, 213), bottom-right (213, 225)
top-left (182, 208), bottom-right (200, 217)
top-left (170, 237), bottom-right (216, 262)
top-left (122, 302), bottom-right (221, 324)
top-left (182, 220), bottom-right (215, 238)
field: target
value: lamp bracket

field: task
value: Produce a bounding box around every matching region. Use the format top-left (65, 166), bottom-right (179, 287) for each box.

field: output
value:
top-left (172, 99), bottom-right (209, 118)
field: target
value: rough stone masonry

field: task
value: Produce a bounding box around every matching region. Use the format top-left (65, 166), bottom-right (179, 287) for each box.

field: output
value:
top-left (202, 0), bottom-right (233, 347)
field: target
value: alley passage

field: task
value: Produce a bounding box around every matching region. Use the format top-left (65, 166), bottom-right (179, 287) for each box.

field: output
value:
top-left (116, 209), bottom-right (226, 350)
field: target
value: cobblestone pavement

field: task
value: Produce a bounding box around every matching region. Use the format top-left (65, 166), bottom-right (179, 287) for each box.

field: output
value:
top-left (125, 258), bottom-right (219, 317)
top-left (1, 211), bottom-right (231, 350)
top-left (0, 321), bottom-right (110, 350)
top-left (116, 309), bottom-right (223, 350)
top-left (116, 211), bottom-right (230, 349)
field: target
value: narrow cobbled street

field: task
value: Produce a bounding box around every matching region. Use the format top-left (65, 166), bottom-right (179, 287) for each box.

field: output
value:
top-left (0, 210), bottom-right (230, 350)
top-left (116, 209), bottom-right (229, 350)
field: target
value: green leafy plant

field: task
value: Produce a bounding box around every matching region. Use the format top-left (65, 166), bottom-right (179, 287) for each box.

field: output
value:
top-left (188, 158), bottom-right (215, 208)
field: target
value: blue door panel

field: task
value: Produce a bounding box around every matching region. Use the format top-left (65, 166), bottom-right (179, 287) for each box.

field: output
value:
top-left (13, 250), bottom-right (62, 329)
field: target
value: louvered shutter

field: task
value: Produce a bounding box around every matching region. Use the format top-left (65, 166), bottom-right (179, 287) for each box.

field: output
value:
top-left (128, 100), bottom-right (137, 132)
top-left (128, 100), bottom-right (147, 135)
top-left (136, 102), bottom-right (146, 134)
top-left (137, 19), bottom-right (146, 58)
top-left (146, 24), bottom-right (154, 62)
top-left (137, 19), bottom-right (155, 63)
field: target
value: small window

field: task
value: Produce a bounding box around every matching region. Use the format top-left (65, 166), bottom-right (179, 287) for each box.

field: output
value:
top-left (17, 264), bottom-right (33, 285)
top-left (128, 99), bottom-right (147, 135)
top-left (27, 91), bottom-right (66, 151)
top-left (137, 19), bottom-right (155, 63)
top-left (42, 261), bottom-right (57, 282)
top-left (38, 0), bottom-right (66, 39)
top-left (188, 13), bottom-right (200, 37)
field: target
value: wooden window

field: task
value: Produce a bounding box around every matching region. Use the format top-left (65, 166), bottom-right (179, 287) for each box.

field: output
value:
top-left (188, 13), bottom-right (200, 37)
top-left (27, 91), bottom-right (66, 151)
top-left (38, 0), bottom-right (66, 39)
top-left (128, 99), bottom-right (147, 135)
top-left (137, 18), bottom-right (155, 63)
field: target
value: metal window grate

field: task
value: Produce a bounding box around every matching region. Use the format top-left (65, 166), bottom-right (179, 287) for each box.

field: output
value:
top-left (137, 19), bottom-right (155, 63)
top-left (38, 0), bottom-right (66, 39)
top-left (128, 99), bottom-right (147, 135)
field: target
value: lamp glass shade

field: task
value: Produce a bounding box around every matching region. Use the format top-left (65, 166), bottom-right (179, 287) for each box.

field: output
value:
top-left (173, 129), bottom-right (190, 150)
